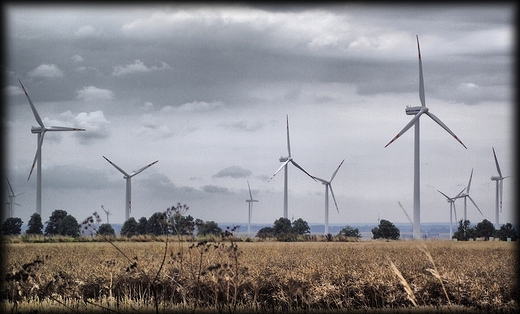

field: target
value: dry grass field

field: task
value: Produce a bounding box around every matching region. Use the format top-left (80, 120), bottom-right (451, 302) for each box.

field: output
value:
top-left (2, 239), bottom-right (518, 313)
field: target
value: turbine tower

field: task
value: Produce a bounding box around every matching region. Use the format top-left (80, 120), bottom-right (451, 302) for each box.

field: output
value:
top-left (268, 115), bottom-right (315, 218)
top-left (103, 156), bottom-right (158, 221)
top-left (437, 188), bottom-right (464, 239)
top-left (19, 80), bottom-right (85, 217)
top-left (313, 159), bottom-right (344, 235)
top-left (456, 169), bottom-right (483, 221)
top-left (6, 177), bottom-right (23, 218)
top-left (245, 181), bottom-right (258, 236)
top-left (491, 147), bottom-right (511, 229)
top-left (101, 205), bottom-right (112, 224)
top-left (384, 36), bottom-right (467, 239)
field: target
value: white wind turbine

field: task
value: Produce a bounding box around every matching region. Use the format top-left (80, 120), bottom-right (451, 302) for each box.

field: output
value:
top-left (491, 147), bottom-right (512, 229)
top-left (268, 114), bottom-right (316, 218)
top-left (245, 181), bottom-right (258, 236)
top-left (313, 159), bottom-right (344, 235)
top-left (437, 187), bottom-right (465, 239)
top-left (456, 169), bottom-right (483, 222)
top-left (6, 177), bottom-right (23, 218)
top-left (103, 156), bottom-right (158, 222)
top-left (101, 205), bottom-right (112, 224)
top-left (384, 36), bottom-right (467, 239)
top-left (19, 80), bottom-right (86, 217)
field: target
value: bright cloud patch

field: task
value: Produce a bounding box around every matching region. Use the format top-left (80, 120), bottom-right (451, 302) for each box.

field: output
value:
top-left (135, 113), bottom-right (174, 139)
top-left (76, 86), bottom-right (114, 102)
top-left (177, 100), bottom-right (223, 112)
top-left (28, 64), bottom-right (64, 78)
top-left (112, 59), bottom-right (171, 76)
top-left (73, 111), bottom-right (110, 144)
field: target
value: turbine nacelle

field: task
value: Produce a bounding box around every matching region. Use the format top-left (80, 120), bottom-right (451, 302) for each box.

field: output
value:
top-left (491, 176), bottom-right (501, 181)
top-left (31, 126), bottom-right (43, 134)
top-left (279, 156), bottom-right (289, 162)
top-left (405, 105), bottom-right (423, 115)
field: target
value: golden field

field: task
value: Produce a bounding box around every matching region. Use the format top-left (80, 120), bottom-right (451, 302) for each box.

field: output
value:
top-left (2, 239), bottom-right (518, 313)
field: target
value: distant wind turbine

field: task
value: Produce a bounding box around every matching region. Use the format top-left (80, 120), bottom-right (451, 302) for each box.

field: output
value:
top-left (455, 169), bottom-right (483, 221)
top-left (491, 147), bottom-right (512, 229)
top-left (384, 36), bottom-right (467, 239)
top-left (313, 159), bottom-right (344, 235)
top-left (6, 177), bottom-right (23, 218)
top-left (437, 187), bottom-right (465, 239)
top-left (245, 181), bottom-right (258, 236)
top-left (19, 80), bottom-right (85, 217)
top-left (101, 205), bottom-right (112, 224)
top-left (103, 156), bottom-right (158, 221)
top-left (268, 115), bottom-right (316, 218)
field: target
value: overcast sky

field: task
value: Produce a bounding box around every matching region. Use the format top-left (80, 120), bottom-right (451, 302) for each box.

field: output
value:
top-left (3, 4), bottom-right (516, 229)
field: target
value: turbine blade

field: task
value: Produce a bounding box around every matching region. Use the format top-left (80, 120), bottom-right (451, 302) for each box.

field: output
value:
top-left (247, 180), bottom-right (253, 200)
top-left (385, 109), bottom-right (426, 147)
top-left (48, 126), bottom-right (86, 131)
top-left (290, 160), bottom-right (316, 181)
top-left (103, 156), bottom-right (129, 176)
top-left (286, 114), bottom-right (291, 157)
top-left (424, 111), bottom-right (467, 149)
top-left (19, 79), bottom-right (44, 128)
top-left (467, 169), bottom-right (473, 194)
top-left (330, 159), bottom-right (345, 182)
top-left (131, 160), bottom-right (158, 177)
top-left (437, 190), bottom-right (450, 200)
top-left (6, 177), bottom-right (14, 195)
top-left (28, 131), bottom-right (45, 181)
top-left (329, 184), bottom-right (339, 213)
top-left (492, 147), bottom-right (503, 177)
top-left (467, 195), bottom-right (483, 216)
top-left (416, 35), bottom-right (426, 107)
top-left (455, 187), bottom-right (466, 198)
top-left (268, 160), bottom-right (290, 182)
top-left (453, 201), bottom-right (458, 222)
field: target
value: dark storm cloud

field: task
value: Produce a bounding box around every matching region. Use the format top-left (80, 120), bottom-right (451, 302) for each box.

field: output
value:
top-left (213, 166), bottom-right (252, 179)
top-left (202, 185), bottom-right (231, 194)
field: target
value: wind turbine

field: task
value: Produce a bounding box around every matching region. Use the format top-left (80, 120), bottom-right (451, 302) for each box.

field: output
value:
top-left (101, 205), bottom-right (112, 224)
top-left (491, 147), bottom-right (512, 229)
top-left (313, 159), bottom-right (344, 235)
top-left (384, 36), bottom-right (467, 239)
top-left (268, 114), bottom-right (316, 218)
top-left (245, 181), bottom-right (258, 236)
top-left (19, 79), bottom-right (86, 217)
top-left (437, 187), bottom-right (465, 239)
top-left (456, 169), bottom-right (483, 222)
top-left (103, 156), bottom-right (158, 222)
top-left (6, 177), bottom-right (23, 218)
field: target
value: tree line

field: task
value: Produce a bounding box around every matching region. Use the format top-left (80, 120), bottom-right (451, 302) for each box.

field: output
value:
top-left (2, 206), bottom-right (517, 241)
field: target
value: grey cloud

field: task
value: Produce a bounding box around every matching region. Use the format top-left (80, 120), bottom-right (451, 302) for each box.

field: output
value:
top-left (202, 185), bottom-right (231, 194)
top-left (213, 166), bottom-right (251, 179)
top-left (28, 64), bottom-right (64, 78)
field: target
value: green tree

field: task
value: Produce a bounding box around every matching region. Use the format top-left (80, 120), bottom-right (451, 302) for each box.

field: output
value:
top-left (292, 218), bottom-right (310, 235)
top-left (495, 223), bottom-right (518, 241)
top-left (136, 217), bottom-right (148, 235)
top-left (197, 220), bottom-right (222, 237)
top-left (372, 219), bottom-right (400, 240)
top-left (44, 209), bottom-right (68, 236)
top-left (273, 217), bottom-right (292, 235)
top-left (147, 212), bottom-right (169, 235)
top-left (57, 215), bottom-right (80, 237)
top-left (120, 217), bottom-right (138, 237)
top-left (453, 219), bottom-right (476, 241)
top-left (256, 226), bottom-right (274, 239)
top-left (1, 217), bottom-right (23, 236)
top-left (26, 213), bottom-right (43, 235)
top-left (97, 223), bottom-right (116, 237)
top-left (475, 219), bottom-right (495, 240)
top-left (170, 214), bottom-right (195, 235)
top-left (337, 225), bottom-right (362, 239)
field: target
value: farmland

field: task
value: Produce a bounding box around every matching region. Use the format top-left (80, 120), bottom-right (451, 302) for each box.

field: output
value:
top-left (2, 239), bottom-right (518, 313)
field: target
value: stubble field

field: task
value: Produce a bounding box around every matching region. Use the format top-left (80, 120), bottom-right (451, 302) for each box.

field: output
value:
top-left (2, 239), bottom-right (518, 313)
